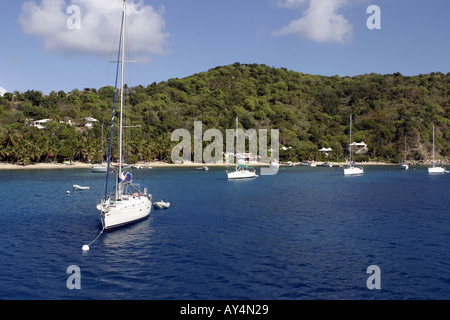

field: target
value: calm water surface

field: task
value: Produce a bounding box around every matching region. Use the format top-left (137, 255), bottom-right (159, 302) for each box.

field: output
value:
top-left (0, 165), bottom-right (449, 299)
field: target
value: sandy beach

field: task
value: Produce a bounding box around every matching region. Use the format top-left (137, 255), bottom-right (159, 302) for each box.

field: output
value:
top-left (0, 160), bottom-right (410, 170)
top-left (0, 162), bottom-right (93, 170)
top-left (0, 161), bottom-right (258, 170)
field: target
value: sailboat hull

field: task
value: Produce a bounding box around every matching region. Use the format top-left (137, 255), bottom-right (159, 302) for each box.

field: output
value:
top-left (428, 166), bottom-right (446, 175)
top-left (98, 196), bottom-right (152, 230)
top-left (227, 170), bottom-right (257, 179)
top-left (91, 165), bottom-right (107, 173)
top-left (344, 166), bottom-right (364, 175)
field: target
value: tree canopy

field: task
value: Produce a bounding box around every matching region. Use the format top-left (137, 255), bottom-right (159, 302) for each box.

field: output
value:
top-left (1, 63), bottom-right (449, 165)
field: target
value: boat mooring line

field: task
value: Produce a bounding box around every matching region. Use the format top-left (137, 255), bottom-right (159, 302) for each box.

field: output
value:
top-left (82, 227), bottom-right (105, 251)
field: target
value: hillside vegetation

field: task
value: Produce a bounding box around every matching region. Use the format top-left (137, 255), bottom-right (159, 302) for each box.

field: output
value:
top-left (1, 62), bottom-right (449, 165)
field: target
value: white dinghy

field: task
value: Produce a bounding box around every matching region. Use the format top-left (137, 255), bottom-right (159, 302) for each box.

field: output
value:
top-left (154, 200), bottom-right (170, 209)
top-left (73, 185), bottom-right (90, 190)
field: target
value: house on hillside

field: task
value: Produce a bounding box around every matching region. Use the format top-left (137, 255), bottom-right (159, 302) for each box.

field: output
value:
top-left (349, 142), bottom-right (368, 154)
top-left (32, 119), bottom-right (52, 129)
top-left (80, 117), bottom-right (99, 128)
top-left (224, 152), bottom-right (260, 164)
top-left (319, 147), bottom-right (332, 156)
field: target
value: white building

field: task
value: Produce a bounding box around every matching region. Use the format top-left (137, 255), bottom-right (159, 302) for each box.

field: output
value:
top-left (81, 117), bottom-right (99, 128)
top-left (32, 119), bottom-right (52, 129)
top-left (225, 152), bottom-right (260, 164)
top-left (349, 142), bottom-right (368, 154)
top-left (319, 147), bottom-right (332, 157)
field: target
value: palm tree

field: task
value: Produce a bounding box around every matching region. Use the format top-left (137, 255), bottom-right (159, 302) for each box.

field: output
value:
top-left (73, 135), bottom-right (88, 162)
top-left (154, 134), bottom-right (173, 161)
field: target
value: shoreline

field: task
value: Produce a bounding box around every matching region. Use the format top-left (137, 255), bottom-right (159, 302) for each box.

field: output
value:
top-left (0, 160), bottom-right (440, 170)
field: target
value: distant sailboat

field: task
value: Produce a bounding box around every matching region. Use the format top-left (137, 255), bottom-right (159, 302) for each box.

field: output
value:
top-left (343, 115), bottom-right (364, 176)
top-left (428, 126), bottom-right (446, 175)
top-left (96, 0), bottom-right (152, 230)
top-left (400, 135), bottom-right (409, 170)
top-left (226, 117), bottom-right (258, 179)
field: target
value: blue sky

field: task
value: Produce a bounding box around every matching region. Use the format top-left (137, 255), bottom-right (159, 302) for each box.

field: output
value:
top-left (1, 0), bottom-right (450, 95)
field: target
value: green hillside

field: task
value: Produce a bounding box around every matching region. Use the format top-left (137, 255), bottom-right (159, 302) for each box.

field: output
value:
top-left (1, 62), bottom-right (449, 165)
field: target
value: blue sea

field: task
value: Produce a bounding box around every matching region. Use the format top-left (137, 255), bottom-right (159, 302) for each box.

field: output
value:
top-left (0, 165), bottom-right (449, 300)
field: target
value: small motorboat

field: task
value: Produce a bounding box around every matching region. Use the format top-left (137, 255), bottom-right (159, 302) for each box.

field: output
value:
top-left (73, 184), bottom-right (90, 190)
top-left (91, 164), bottom-right (107, 173)
top-left (153, 200), bottom-right (170, 209)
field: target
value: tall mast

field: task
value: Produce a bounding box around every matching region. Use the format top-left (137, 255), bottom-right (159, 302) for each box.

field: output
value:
top-left (235, 117), bottom-right (238, 168)
top-left (118, 0), bottom-right (126, 191)
top-left (404, 135), bottom-right (407, 161)
top-left (432, 126), bottom-right (435, 167)
top-left (349, 115), bottom-right (352, 165)
top-left (104, 0), bottom-right (126, 200)
top-left (101, 123), bottom-right (104, 163)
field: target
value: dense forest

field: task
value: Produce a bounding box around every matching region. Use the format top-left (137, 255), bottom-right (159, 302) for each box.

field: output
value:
top-left (1, 62), bottom-right (449, 165)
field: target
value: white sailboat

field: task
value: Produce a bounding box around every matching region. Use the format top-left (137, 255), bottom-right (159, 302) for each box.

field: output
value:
top-left (96, 0), bottom-right (152, 230)
top-left (400, 135), bottom-right (409, 170)
top-left (344, 115), bottom-right (364, 176)
top-left (226, 117), bottom-right (258, 179)
top-left (428, 126), bottom-right (446, 175)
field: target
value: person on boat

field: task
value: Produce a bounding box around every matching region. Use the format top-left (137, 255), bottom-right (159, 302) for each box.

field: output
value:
top-left (132, 191), bottom-right (139, 197)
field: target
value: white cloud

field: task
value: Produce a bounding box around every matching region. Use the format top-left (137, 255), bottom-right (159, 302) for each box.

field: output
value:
top-left (0, 87), bottom-right (7, 96)
top-left (19, 0), bottom-right (169, 60)
top-left (274, 0), bottom-right (353, 44)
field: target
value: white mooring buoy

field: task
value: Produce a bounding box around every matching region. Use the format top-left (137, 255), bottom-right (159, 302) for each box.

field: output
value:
top-left (82, 227), bottom-right (104, 252)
